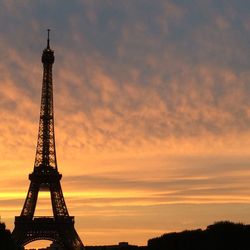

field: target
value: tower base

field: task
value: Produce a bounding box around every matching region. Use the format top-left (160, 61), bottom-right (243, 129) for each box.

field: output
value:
top-left (12, 216), bottom-right (84, 250)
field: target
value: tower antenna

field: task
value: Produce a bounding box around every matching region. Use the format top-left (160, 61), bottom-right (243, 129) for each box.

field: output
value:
top-left (47, 29), bottom-right (50, 49)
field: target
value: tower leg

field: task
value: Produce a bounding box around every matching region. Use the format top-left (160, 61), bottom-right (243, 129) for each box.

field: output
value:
top-left (21, 182), bottom-right (39, 217)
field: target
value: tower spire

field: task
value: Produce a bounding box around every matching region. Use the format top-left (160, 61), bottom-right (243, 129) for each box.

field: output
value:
top-left (47, 29), bottom-right (50, 49)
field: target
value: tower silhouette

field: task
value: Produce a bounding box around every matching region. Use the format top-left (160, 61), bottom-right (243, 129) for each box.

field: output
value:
top-left (12, 30), bottom-right (84, 250)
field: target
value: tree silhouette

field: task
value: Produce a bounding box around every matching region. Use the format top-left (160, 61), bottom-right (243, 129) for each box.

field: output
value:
top-left (0, 222), bottom-right (22, 250)
top-left (148, 221), bottom-right (250, 250)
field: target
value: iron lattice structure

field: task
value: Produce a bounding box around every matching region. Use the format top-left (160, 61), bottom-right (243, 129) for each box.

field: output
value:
top-left (12, 31), bottom-right (84, 250)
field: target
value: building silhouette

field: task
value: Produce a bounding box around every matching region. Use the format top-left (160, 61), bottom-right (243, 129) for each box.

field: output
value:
top-left (12, 30), bottom-right (84, 250)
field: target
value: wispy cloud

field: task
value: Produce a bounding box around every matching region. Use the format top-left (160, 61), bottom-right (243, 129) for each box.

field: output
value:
top-left (0, 0), bottom-right (250, 245)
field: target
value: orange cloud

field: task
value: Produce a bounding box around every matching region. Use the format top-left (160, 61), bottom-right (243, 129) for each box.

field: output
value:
top-left (1, 0), bottom-right (250, 246)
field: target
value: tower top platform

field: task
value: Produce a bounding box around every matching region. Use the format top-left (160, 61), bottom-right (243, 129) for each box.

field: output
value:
top-left (42, 29), bottom-right (54, 64)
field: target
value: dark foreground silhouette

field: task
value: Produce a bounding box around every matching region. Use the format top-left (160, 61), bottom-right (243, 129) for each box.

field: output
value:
top-left (148, 221), bottom-right (250, 250)
top-left (0, 223), bottom-right (21, 250)
top-left (85, 242), bottom-right (147, 250)
top-left (1, 221), bottom-right (250, 249)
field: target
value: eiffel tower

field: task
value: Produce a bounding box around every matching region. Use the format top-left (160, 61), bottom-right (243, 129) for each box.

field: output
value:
top-left (12, 30), bottom-right (84, 250)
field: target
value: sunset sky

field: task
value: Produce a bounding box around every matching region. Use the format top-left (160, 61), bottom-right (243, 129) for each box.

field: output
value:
top-left (0, 0), bottom-right (250, 248)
